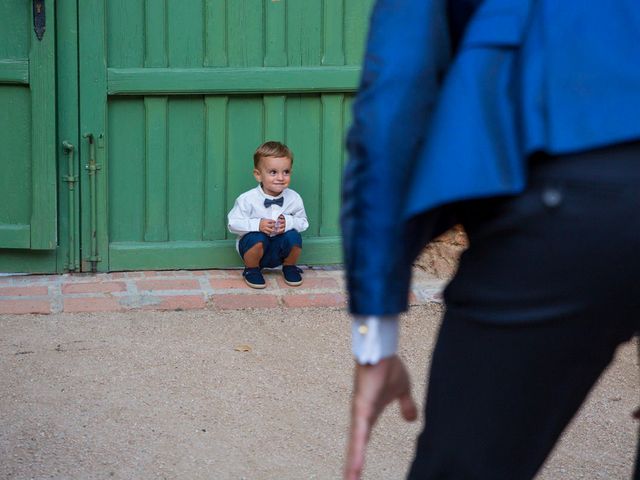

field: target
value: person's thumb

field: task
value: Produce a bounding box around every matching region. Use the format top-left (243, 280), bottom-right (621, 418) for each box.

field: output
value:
top-left (398, 392), bottom-right (418, 422)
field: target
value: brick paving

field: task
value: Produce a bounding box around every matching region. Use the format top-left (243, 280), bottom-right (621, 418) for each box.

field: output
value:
top-left (0, 267), bottom-right (445, 315)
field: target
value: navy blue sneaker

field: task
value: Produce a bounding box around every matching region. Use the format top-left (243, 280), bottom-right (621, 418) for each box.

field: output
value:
top-left (243, 267), bottom-right (266, 289)
top-left (282, 265), bottom-right (303, 286)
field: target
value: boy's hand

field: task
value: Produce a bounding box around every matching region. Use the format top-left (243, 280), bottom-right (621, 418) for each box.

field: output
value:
top-left (276, 215), bottom-right (286, 234)
top-left (259, 218), bottom-right (276, 235)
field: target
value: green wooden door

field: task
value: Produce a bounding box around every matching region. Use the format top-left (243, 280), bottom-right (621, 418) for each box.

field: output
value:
top-left (0, 0), bottom-right (57, 250)
top-left (79, 0), bottom-right (372, 272)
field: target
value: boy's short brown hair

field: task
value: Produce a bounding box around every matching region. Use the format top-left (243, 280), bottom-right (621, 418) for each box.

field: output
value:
top-left (253, 141), bottom-right (294, 168)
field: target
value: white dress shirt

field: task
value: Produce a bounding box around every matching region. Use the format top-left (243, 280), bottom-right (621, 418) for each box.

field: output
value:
top-left (352, 315), bottom-right (399, 364)
top-left (227, 185), bottom-right (309, 249)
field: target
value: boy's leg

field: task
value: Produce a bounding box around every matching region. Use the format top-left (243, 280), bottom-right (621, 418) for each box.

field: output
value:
top-left (238, 233), bottom-right (270, 289)
top-left (238, 232), bottom-right (270, 267)
top-left (283, 246), bottom-right (301, 265)
top-left (279, 230), bottom-right (303, 286)
top-left (243, 242), bottom-right (264, 268)
top-left (280, 229), bottom-right (302, 264)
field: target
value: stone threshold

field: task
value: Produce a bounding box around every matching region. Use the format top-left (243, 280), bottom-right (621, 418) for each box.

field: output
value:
top-left (0, 267), bottom-right (445, 315)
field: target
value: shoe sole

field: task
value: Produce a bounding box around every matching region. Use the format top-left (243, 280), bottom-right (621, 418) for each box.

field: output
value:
top-left (284, 279), bottom-right (303, 287)
top-left (244, 278), bottom-right (266, 289)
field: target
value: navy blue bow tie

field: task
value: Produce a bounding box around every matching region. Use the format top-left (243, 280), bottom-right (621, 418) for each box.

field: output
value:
top-left (264, 197), bottom-right (284, 208)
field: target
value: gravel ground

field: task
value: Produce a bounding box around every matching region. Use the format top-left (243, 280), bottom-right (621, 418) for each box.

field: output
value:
top-left (0, 305), bottom-right (637, 479)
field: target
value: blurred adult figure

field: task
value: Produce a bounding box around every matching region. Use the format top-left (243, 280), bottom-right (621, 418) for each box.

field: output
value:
top-left (341, 0), bottom-right (640, 478)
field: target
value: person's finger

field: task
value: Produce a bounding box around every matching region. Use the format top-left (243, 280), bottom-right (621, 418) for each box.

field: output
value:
top-left (345, 413), bottom-right (370, 480)
top-left (398, 392), bottom-right (418, 422)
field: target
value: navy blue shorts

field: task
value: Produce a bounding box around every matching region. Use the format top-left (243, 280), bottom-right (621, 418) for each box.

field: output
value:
top-left (238, 230), bottom-right (302, 268)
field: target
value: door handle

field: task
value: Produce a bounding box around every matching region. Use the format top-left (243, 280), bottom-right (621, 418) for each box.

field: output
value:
top-left (62, 141), bottom-right (78, 271)
top-left (83, 133), bottom-right (102, 271)
top-left (62, 141), bottom-right (77, 189)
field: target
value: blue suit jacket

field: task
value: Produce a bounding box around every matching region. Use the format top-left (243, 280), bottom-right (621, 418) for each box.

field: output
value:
top-left (342, 0), bottom-right (640, 315)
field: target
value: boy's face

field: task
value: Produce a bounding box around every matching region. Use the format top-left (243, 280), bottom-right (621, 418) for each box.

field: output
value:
top-left (253, 156), bottom-right (292, 197)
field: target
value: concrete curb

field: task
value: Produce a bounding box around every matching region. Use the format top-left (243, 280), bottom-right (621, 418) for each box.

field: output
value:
top-left (0, 267), bottom-right (445, 315)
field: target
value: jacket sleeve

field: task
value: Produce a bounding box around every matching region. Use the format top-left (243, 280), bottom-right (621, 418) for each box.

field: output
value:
top-left (341, 0), bottom-right (451, 315)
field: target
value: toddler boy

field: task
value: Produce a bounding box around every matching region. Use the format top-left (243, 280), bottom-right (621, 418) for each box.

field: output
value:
top-left (228, 141), bottom-right (309, 289)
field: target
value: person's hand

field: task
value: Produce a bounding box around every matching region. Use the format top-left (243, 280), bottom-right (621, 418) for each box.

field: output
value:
top-left (344, 355), bottom-right (418, 480)
top-left (276, 215), bottom-right (286, 234)
top-left (259, 218), bottom-right (276, 235)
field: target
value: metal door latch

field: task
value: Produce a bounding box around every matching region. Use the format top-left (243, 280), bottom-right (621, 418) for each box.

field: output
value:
top-left (33, 0), bottom-right (46, 41)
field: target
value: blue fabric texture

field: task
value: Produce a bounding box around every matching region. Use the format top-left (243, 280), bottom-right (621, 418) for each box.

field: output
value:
top-left (238, 230), bottom-right (302, 269)
top-left (342, 0), bottom-right (640, 315)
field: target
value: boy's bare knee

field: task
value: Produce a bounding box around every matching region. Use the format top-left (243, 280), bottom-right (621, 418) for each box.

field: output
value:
top-left (243, 241), bottom-right (265, 268)
top-left (247, 242), bottom-right (264, 254)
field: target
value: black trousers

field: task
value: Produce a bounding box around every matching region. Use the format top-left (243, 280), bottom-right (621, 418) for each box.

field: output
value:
top-left (408, 143), bottom-right (640, 479)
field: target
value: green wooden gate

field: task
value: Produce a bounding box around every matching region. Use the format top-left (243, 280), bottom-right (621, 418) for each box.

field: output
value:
top-left (0, 2), bottom-right (57, 251)
top-left (0, 0), bottom-right (80, 273)
top-left (0, 0), bottom-right (373, 273)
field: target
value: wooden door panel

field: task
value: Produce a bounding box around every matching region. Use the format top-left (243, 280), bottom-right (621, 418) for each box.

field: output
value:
top-left (82, 0), bottom-right (373, 270)
top-left (0, 0), bottom-right (57, 250)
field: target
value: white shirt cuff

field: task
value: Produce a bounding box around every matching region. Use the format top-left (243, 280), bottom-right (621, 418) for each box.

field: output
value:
top-left (351, 315), bottom-right (399, 365)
